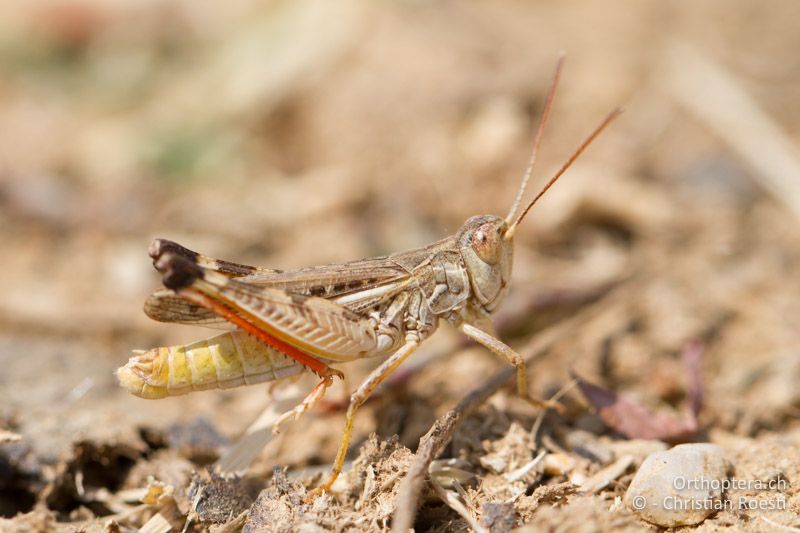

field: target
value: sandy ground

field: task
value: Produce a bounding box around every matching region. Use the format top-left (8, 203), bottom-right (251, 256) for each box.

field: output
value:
top-left (1, 0), bottom-right (799, 531)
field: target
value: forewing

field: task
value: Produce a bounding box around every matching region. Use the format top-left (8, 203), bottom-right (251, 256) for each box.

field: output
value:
top-left (146, 254), bottom-right (413, 329)
top-left (197, 273), bottom-right (379, 360)
top-left (233, 257), bottom-right (411, 304)
top-left (155, 254), bottom-right (382, 361)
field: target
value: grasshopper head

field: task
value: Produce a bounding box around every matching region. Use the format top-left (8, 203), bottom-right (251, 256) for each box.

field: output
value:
top-left (458, 214), bottom-right (513, 312)
top-left (456, 58), bottom-right (621, 314)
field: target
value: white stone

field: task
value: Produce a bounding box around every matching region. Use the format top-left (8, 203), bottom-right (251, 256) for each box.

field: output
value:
top-left (624, 443), bottom-right (730, 527)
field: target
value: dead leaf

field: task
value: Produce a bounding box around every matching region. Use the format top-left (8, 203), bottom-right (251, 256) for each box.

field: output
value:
top-left (573, 342), bottom-right (704, 441)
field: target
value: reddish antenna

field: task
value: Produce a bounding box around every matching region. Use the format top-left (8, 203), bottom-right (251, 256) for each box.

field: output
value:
top-left (504, 54), bottom-right (565, 226)
top-left (504, 107), bottom-right (623, 239)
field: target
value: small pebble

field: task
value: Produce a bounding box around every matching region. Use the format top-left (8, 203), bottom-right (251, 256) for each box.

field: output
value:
top-left (542, 453), bottom-right (576, 477)
top-left (480, 501), bottom-right (516, 533)
top-left (624, 443), bottom-right (730, 527)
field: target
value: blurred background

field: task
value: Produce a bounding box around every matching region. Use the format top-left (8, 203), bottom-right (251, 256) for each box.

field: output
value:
top-left (1, 0), bottom-right (799, 528)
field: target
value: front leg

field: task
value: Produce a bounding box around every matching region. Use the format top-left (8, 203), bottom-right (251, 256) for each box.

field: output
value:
top-left (460, 322), bottom-right (561, 411)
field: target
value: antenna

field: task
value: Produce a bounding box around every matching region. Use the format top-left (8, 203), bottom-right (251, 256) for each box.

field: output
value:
top-left (504, 107), bottom-right (623, 239)
top-left (505, 54), bottom-right (565, 226)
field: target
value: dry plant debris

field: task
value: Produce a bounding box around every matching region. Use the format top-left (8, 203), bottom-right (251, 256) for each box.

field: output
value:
top-left (573, 341), bottom-right (704, 442)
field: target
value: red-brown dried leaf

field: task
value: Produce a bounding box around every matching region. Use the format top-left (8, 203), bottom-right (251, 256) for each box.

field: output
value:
top-left (573, 342), bottom-right (704, 442)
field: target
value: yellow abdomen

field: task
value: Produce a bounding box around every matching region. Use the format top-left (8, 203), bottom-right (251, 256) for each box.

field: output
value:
top-left (117, 330), bottom-right (306, 399)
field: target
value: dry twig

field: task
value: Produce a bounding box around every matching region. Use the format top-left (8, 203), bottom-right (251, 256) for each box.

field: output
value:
top-left (577, 454), bottom-right (634, 494)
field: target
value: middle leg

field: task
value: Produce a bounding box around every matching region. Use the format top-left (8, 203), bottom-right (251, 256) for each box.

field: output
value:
top-left (308, 336), bottom-right (420, 499)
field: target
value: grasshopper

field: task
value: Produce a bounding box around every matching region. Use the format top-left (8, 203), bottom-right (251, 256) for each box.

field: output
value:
top-left (117, 58), bottom-right (620, 496)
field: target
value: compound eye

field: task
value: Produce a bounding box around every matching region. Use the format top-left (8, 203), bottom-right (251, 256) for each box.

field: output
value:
top-left (471, 224), bottom-right (501, 264)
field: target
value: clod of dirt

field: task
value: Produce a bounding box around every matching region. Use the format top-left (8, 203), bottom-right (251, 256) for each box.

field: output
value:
top-left (0, 508), bottom-right (57, 533)
top-left (343, 433), bottom-right (414, 518)
top-left (188, 469), bottom-right (261, 524)
top-left (480, 501), bottom-right (516, 533)
top-left (0, 440), bottom-right (42, 518)
top-left (166, 416), bottom-right (230, 465)
top-left (43, 440), bottom-right (142, 520)
top-left (520, 493), bottom-right (643, 533)
top-left (123, 449), bottom-right (195, 513)
top-left (243, 468), bottom-right (308, 533)
top-left (245, 435), bottom-right (414, 532)
top-left (478, 423), bottom-right (535, 475)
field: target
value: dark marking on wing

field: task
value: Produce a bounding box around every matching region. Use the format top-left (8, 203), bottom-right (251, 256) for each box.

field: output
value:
top-left (149, 238), bottom-right (283, 277)
top-left (149, 238), bottom-right (198, 263)
top-left (157, 254), bottom-right (204, 290)
top-left (309, 286), bottom-right (327, 297)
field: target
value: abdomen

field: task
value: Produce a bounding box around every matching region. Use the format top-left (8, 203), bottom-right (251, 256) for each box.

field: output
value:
top-left (117, 330), bottom-right (307, 399)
